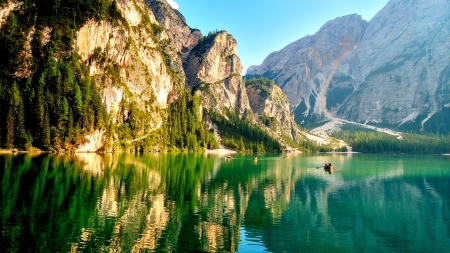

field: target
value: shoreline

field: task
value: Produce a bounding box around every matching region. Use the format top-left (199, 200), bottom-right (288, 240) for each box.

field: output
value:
top-left (325, 151), bottom-right (360, 154)
top-left (1, 148), bottom-right (448, 156)
top-left (205, 148), bottom-right (237, 155)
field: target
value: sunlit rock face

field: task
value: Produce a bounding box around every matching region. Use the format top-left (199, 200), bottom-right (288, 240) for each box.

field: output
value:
top-left (2, 0), bottom-right (307, 152)
top-left (248, 0), bottom-right (449, 132)
top-left (247, 14), bottom-right (367, 122)
top-left (0, 1), bottom-right (20, 29)
top-left (246, 79), bottom-right (302, 141)
top-left (336, 0), bottom-right (450, 131)
top-left (74, 0), bottom-right (177, 122)
top-left (71, 0), bottom-right (255, 150)
top-left (145, 0), bottom-right (202, 60)
top-left (184, 31), bottom-right (253, 117)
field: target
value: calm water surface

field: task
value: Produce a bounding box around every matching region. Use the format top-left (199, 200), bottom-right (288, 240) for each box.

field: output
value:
top-left (1, 153), bottom-right (449, 252)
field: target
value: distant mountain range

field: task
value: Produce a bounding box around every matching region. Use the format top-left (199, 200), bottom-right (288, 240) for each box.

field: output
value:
top-left (247, 0), bottom-right (449, 134)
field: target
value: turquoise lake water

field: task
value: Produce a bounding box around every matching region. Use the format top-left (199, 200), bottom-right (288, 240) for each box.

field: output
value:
top-left (1, 153), bottom-right (449, 252)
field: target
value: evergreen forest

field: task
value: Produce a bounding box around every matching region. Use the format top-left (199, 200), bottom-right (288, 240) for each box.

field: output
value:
top-left (210, 111), bottom-right (282, 152)
top-left (0, 0), bottom-right (121, 150)
top-left (330, 124), bottom-right (450, 154)
top-left (0, 0), bottom-right (218, 152)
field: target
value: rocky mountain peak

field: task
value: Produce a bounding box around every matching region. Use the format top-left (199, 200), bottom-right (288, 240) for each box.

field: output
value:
top-left (184, 30), bottom-right (251, 116)
top-left (337, 0), bottom-right (449, 132)
top-left (245, 77), bottom-right (302, 141)
top-left (247, 0), bottom-right (449, 134)
top-left (247, 13), bottom-right (367, 124)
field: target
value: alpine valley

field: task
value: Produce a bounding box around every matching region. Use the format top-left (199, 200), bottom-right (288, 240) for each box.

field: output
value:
top-left (0, 0), bottom-right (448, 153)
top-left (247, 0), bottom-right (449, 134)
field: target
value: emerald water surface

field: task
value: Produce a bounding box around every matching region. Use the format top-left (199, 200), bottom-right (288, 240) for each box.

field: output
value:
top-left (1, 153), bottom-right (449, 252)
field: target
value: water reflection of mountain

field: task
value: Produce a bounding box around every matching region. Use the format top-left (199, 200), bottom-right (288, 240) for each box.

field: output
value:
top-left (1, 154), bottom-right (448, 252)
top-left (243, 159), bottom-right (450, 252)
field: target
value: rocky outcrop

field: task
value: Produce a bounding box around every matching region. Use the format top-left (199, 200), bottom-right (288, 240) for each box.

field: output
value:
top-left (247, 0), bottom-right (449, 133)
top-left (246, 77), bottom-right (301, 141)
top-left (336, 0), bottom-right (450, 132)
top-left (185, 31), bottom-right (253, 117)
top-left (72, 0), bottom-right (188, 151)
top-left (146, 0), bottom-right (202, 60)
top-left (247, 14), bottom-right (367, 121)
top-left (0, 1), bottom-right (20, 29)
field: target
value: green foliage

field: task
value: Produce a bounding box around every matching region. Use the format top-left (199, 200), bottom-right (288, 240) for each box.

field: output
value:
top-left (298, 135), bottom-right (333, 153)
top-left (0, 50), bottom-right (107, 150)
top-left (210, 111), bottom-right (282, 152)
top-left (330, 124), bottom-right (450, 154)
top-left (0, 0), bottom-right (125, 151)
top-left (191, 30), bottom-right (223, 56)
top-left (245, 76), bottom-right (275, 97)
top-left (163, 90), bottom-right (215, 151)
top-left (113, 89), bottom-right (216, 152)
top-left (259, 114), bottom-right (276, 128)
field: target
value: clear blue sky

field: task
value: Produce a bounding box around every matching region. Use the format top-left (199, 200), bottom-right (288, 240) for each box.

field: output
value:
top-left (170, 0), bottom-right (389, 74)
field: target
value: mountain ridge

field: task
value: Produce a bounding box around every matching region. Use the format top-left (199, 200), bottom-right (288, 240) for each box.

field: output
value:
top-left (247, 0), bottom-right (449, 134)
top-left (0, 0), bottom-right (305, 152)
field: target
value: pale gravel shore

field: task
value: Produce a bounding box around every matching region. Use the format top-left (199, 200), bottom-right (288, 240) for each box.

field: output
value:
top-left (205, 148), bottom-right (237, 155)
top-left (443, 154), bottom-right (450, 156)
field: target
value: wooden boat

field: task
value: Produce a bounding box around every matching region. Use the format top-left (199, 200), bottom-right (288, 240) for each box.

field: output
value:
top-left (225, 155), bottom-right (233, 159)
top-left (253, 157), bottom-right (258, 162)
top-left (324, 164), bottom-right (333, 170)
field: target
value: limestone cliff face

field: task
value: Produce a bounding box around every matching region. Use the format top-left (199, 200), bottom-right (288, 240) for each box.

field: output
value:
top-left (247, 0), bottom-right (449, 133)
top-left (145, 0), bottom-right (202, 60)
top-left (72, 0), bottom-right (185, 151)
top-left (245, 78), bottom-right (301, 140)
top-left (336, 0), bottom-right (450, 132)
top-left (1, 0), bottom-right (303, 152)
top-left (0, 1), bottom-right (20, 30)
top-left (247, 14), bottom-right (367, 121)
top-left (185, 31), bottom-right (253, 117)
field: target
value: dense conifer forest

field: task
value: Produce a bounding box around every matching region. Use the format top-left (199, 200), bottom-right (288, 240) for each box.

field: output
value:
top-left (330, 124), bottom-right (450, 154)
top-left (210, 111), bottom-right (282, 152)
top-left (0, 0), bottom-right (121, 150)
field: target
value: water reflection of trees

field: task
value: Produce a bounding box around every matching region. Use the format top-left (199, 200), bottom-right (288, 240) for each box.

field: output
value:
top-left (1, 154), bottom-right (448, 252)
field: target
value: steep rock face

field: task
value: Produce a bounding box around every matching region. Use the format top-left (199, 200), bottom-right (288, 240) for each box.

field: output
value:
top-left (246, 78), bottom-right (301, 140)
top-left (185, 31), bottom-right (253, 117)
top-left (247, 0), bottom-right (449, 133)
top-left (0, 0), bottom-right (301, 152)
top-left (0, 1), bottom-right (20, 29)
top-left (336, 0), bottom-right (449, 132)
top-left (71, 0), bottom-right (186, 151)
top-left (146, 0), bottom-right (202, 60)
top-left (247, 14), bottom-right (367, 121)
top-left (74, 1), bottom-right (178, 127)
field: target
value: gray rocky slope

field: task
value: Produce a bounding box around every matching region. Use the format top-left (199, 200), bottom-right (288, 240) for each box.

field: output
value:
top-left (247, 0), bottom-right (450, 133)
